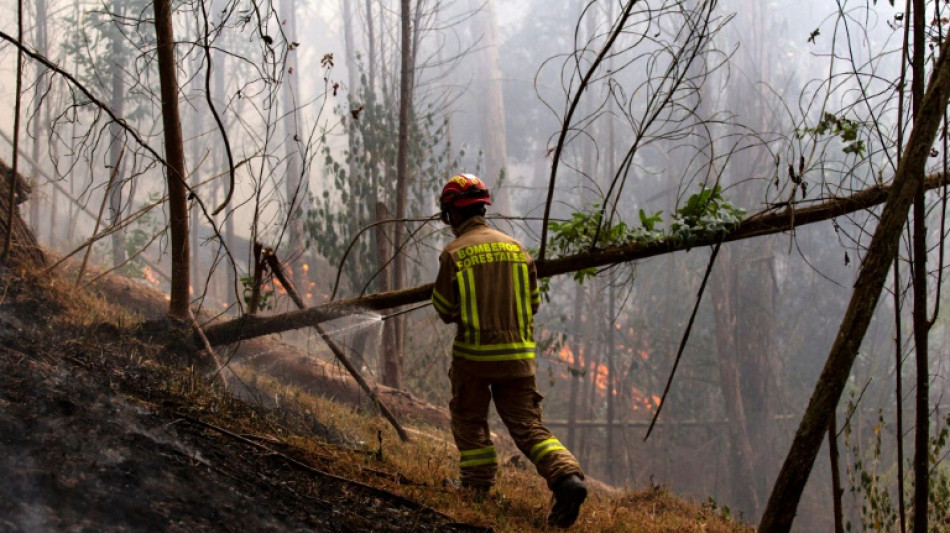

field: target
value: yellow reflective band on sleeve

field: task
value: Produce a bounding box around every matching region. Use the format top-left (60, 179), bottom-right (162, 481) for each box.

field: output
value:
top-left (431, 288), bottom-right (453, 315)
top-left (529, 438), bottom-right (567, 464)
top-left (531, 287), bottom-right (541, 305)
top-left (459, 446), bottom-right (497, 468)
top-left (458, 268), bottom-right (480, 346)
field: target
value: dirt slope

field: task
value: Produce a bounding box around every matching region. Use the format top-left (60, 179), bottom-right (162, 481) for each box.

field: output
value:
top-left (0, 270), bottom-right (483, 532)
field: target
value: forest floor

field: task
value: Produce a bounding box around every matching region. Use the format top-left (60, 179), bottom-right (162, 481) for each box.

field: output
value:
top-left (0, 259), bottom-right (754, 532)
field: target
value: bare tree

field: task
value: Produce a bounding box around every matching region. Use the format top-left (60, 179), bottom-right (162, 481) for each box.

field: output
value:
top-left (388, 0), bottom-right (415, 389)
top-left (758, 31), bottom-right (950, 533)
top-left (152, 0), bottom-right (190, 320)
top-left (468, 0), bottom-right (510, 214)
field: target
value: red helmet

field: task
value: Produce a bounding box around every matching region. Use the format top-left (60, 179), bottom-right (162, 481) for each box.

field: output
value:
top-left (439, 173), bottom-right (491, 210)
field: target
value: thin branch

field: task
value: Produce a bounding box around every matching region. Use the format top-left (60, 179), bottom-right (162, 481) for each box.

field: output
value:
top-left (643, 241), bottom-right (720, 441)
top-left (199, 0), bottom-right (234, 215)
top-left (538, 0), bottom-right (638, 262)
top-left (264, 249), bottom-right (410, 442)
top-left (76, 144), bottom-right (124, 286)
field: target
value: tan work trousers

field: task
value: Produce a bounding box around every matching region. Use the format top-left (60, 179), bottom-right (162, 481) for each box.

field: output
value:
top-left (449, 363), bottom-right (583, 490)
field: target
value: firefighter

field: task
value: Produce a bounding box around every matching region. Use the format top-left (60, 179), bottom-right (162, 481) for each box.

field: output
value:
top-left (431, 173), bottom-right (587, 528)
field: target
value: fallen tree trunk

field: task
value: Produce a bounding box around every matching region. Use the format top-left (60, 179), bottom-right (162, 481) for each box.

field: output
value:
top-left (201, 172), bottom-right (950, 347)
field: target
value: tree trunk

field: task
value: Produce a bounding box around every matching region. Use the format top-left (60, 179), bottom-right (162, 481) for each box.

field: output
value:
top-left (736, 247), bottom-right (780, 506)
top-left (711, 247), bottom-right (760, 513)
top-left (469, 0), bottom-right (510, 214)
top-left (386, 0), bottom-right (413, 389)
top-left (30, 0), bottom-right (48, 237)
top-left (189, 54), bottom-right (202, 299)
top-left (5, 0), bottom-right (23, 259)
top-left (893, 263), bottom-right (908, 533)
top-left (566, 282), bottom-right (585, 451)
top-left (376, 201), bottom-right (395, 381)
top-left (213, 49), bottom-right (236, 307)
top-left (757, 32), bottom-right (950, 533)
top-left (909, 3), bottom-right (930, 531)
top-left (281, 0), bottom-right (307, 296)
top-left (828, 411), bottom-right (844, 533)
top-left (200, 171), bottom-right (950, 346)
top-left (366, 0), bottom-right (377, 94)
top-left (153, 0), bottom-right (191, 321)
top-left (108, 0), bottom-right (128, 269)
top-left (342, 0), bottom-right (373, 295)
top-left (0, 160), bottom-right (44, 266)
top-left (605, 278), bottom-right (617, 484)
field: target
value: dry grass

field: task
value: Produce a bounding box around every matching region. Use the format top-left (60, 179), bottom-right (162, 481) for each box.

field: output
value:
top-left (224, 368), bottom-right (753, 533)
top-left (15, 264), bottom-right (754, 532)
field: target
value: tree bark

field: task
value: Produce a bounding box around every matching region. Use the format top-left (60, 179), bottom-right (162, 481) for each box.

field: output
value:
top-left (605, 277), bottom-right (617, 484)
top-left (200, 171), bottom-right (950, 347)
top-left (29, 0), bottom-right (48, 236)
top-left (5, 0), bottom-right (23, 259)
top-left (566, 282), bottom-right (585, 451)
top-left (469, 0), bottom-right (510, 214)
top-left (712, 247), bottom-right (760, 513)
top-left (0, 160), bottom-right (44, 266)
top-left (376, 201), bottom-right (396, 383)
top-left (909, 3), bottom-right (930, 532)
top-left (109, 0), bottom-right (128, 269)
top-left (828, 411), bottom-right (844, 533)
top-left (736, 248), bottom-right (779, 506)
top-left (385, 0), bottom-right (413, 389)
top-left (757, 33), bottom-right (950, 533)
top-left (366, 0), bottom-right (376, 94)
top-left (153, 0), bottom-right (191, 320)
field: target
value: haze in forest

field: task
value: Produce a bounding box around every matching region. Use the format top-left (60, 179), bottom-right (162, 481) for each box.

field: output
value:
top-left (0, 1), bottom-right (948, 531)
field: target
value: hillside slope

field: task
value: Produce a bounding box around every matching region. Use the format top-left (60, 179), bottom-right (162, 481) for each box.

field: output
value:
top-left (0, 263), bottom-right (752, 532)
top-left (0, 267), bottom-right (485, 532)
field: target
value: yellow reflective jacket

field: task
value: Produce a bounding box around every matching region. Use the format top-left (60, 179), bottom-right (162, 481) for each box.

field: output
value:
top-left (432, 216), bottom-right (541, 379)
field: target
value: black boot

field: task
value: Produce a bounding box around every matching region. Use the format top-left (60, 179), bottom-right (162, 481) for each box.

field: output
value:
top-left (547, 474), bottom-right (587, 528)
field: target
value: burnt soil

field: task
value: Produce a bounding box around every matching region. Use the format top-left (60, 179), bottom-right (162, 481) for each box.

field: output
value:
top-left (0, 272), bottom-right (485, 533)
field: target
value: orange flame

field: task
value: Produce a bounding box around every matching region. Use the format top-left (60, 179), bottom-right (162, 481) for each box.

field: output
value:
top-left (556, 345), bottom-right (577, 365)
top-left (549, 337), bottom-right (661, 414)
top-left (143, 267), bottom-right (161, 286)
top-left (272, 277), bottom-right (287, 295)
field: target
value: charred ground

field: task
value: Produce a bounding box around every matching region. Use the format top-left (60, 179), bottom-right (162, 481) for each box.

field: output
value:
top-left (0, 269), bottom-right (485, 532)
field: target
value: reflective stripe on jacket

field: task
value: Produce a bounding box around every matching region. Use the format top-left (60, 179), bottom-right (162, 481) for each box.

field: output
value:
top-left (432, 216), bottom-right (540, 379)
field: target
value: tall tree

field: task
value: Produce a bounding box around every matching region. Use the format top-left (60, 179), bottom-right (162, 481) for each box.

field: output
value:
top-left (5, 0), bottom-right (23, 258)
top-left (469, 0), bottom-right (510, 214)
top-left (281, 0), bottom-right (307, 295)
top-left (153, 0), bottom-right (190, 320)
top-left (108, 0), bottom-right (128, 269)
top-left (711, 249), bottom-right (760, 512)
top-left (388, 0), bottom-right (415, 388)
top-left (909, 2), bottom-right (930, 531)
top-left (758, 30), bottom-right (950, 533)
top-left (29, 0), bottom-right (49, 236)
